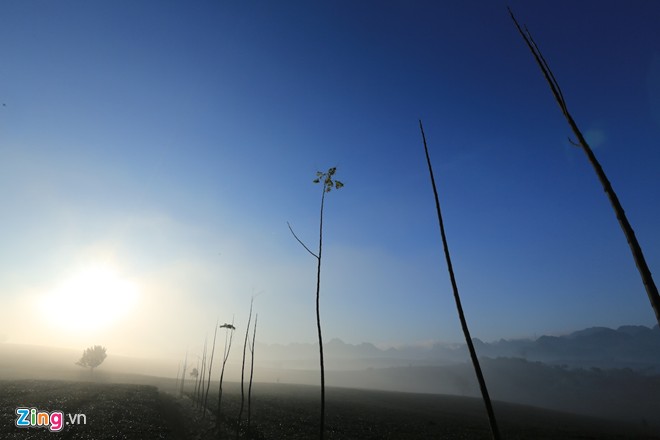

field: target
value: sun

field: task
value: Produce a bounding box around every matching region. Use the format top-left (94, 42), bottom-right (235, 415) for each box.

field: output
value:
top-left (41, 265), bottom-right (139, 332)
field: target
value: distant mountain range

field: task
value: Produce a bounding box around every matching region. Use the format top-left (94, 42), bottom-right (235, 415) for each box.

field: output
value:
top-left (256, 324), bottom-right (660, 373)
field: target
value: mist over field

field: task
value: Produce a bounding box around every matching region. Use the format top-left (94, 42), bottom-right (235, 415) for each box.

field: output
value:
top-left (2, 324), bottom-right (660, 431)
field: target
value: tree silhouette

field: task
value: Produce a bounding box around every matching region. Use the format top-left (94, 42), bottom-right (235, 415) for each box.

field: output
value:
top-left (189, 367), bottom-right (199, 380)
top-left (288, 166), bottom-right (344, 440)
top-left (75, 345), bottom-right (107, 376)
top-left (508, 9), bottom-right (660, 327)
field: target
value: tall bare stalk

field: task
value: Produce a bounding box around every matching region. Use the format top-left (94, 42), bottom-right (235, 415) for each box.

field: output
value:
top-left (175, 361), bottom-right (181, 394)
top-left (203, 319), bottom-right (220, 418)
top-left (236, 298), bottom-right (254, 439)
top-left (419, 121), bottom-right (501, 440)
top-left (196, 336), bottom-right (208, 410)
top-left (508, 8), bottom-right (660, 326)
top-left (217, 319), bottom-right (236, 425)
top-left (179, 350), bottom-right (188, 398)
top-left (288, 166), bottom-right (344, 440)
top-left (247, 313), bottom-right (258, 433)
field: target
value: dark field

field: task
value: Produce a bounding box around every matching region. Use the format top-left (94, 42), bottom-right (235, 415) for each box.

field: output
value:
top-left (1, 379), bottom-right (658, 439)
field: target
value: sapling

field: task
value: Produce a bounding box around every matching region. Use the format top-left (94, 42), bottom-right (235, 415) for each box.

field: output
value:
top-left (180, 350), bottom-right (188, 398)
top-left (288, 166), bottom-right (344, 440)
top-left (217, 319), bottom-right (236, 425)
top-left (236, 298), bottom-right (254, 439)
top-left (196, 336), bottom-right (208, 410)
top-left (193, 354), bottom-right (202, 403)
top-left (508, 8), bottom-right (660, 326)
top-left (175, 361), bottom-right (181, 394)
top-left (247, 313), bottom-right (258, 433)
top-left (203, 319), bottom-right (220, 419)
top-left (419, 121), bottom-right (501, 440)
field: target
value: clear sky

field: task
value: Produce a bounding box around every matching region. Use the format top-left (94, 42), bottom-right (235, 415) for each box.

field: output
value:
top-left (1, 1), bottom-right (659, 361)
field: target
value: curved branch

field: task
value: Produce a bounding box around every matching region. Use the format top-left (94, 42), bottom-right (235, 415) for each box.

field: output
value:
top-left (287, 221), bottom-right (319, 259)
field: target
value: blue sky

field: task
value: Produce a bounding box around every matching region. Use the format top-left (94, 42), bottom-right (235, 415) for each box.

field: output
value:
top-left (1, 1), bottom-right (659, 360)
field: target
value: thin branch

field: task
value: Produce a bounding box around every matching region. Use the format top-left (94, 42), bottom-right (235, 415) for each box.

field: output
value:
top-left (509, 8), bottom-right (568, 117)
top-left (568, 137), bottom-right (580, 147)
top-left (524, 25), bottom-right (567, 114)
top-left (287, 221), bottom-right (319, 259)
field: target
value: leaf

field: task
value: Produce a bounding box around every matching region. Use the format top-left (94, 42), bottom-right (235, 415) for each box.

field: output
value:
top-left (328, 167), bottom-right (336, 176)
top-left (316, 171), bottom-right (324, 177)
top-left (313, 179), bottom-right (320, 184)
top-left (335, 180), bottom-right (344, 189)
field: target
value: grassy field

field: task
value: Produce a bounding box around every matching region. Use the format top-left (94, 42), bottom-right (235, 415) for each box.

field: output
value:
top-left (1, 378), bottom-right (659, 439)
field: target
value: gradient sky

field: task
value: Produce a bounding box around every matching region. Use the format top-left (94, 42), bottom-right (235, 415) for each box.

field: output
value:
top-left (1, 1), bottom-right (659, 361)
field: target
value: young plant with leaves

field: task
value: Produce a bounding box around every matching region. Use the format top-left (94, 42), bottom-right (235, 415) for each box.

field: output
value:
top-left (288, 166), bottom-right (344, 440)
top-left (419, 121), bottom-right (501, 440)
top-left (508, 9), bottom-right (660, 326)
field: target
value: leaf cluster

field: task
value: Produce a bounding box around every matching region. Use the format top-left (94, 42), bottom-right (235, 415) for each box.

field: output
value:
top-left (313, 167), bottom-right (344, 192)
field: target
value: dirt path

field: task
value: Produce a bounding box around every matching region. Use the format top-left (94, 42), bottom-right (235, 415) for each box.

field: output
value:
top-left (155, 392), bottom-right (217, 440)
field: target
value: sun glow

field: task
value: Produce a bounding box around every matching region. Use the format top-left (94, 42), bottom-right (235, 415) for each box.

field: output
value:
top-left (41, 265), bottom-right (139, 332)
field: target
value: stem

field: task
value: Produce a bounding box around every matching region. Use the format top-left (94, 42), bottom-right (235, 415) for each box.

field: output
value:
top-left (247, 314), bottom-right (258, 433)
top-left (217, 316), bottom-right (235, 424)
top-left (237, 299), bottom-right (254, 439)
top-left (509, 8), bottom-right (660, 326)
top-left (317, 185), bottom-right (326, 440)
top-left (203, 319), bottom-right (219, 417)
top-left (197, 337), bottom-right (207, 409)
top-left (419, 120), bottom-right (501, 440)
top-left (180, 350), bottom-right (188, 398)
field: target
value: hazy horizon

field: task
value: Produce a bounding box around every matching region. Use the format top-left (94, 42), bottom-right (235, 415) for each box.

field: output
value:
top-left (1, 1), bottom-right (659, 363)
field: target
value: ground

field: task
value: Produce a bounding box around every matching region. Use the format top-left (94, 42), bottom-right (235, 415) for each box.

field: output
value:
top-left (0, 379), bottom-right (658, 439)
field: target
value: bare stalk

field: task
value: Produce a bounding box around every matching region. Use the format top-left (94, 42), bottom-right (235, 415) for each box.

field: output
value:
top-left (419, 120), bottom-right (501, 440)
top-left (203, 319), bottom-right (220, 418)
top-left (196, 336), bottom-right (208, 410)
top-left (179, 350), bottom-right (188, 398)
top-left (247, 313), bottom-right (258, 433)
top-left (175, 361), bottom-right (181, 394)
top-left (508, 8), bottom-right (660, 326)
top-left (236, 298), bottom-right (254, 439)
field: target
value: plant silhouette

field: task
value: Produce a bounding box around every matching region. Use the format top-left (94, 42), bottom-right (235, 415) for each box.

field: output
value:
top-left (419, 121), bottom-right (501, 440)
top-left (509, 8), bottom-right (660, 326)
top-left (189, 367), bottom-right (199, 380)
top-left (236, 298), bottom-right (254, 439)
top-left (217, 318), bottom-right (236, 424)
top-left (247, 313), bottom-right (258, 434)
top-left (75, 345), bottom-right (107, 377)
top-left (203, 319), bottom-right (220, 419)
top-left (288, 166), bottom-right (344, 440)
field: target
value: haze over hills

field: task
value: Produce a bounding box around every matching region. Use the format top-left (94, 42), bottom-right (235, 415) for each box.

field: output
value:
top-left (253, 324), bottom-right (660, 428)
top-left (257, 324), bottom-right (660, 372)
